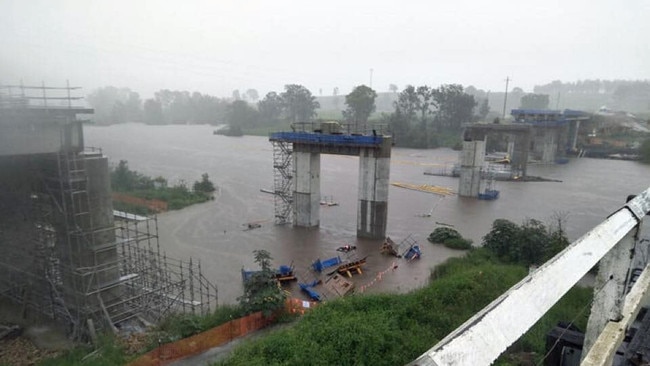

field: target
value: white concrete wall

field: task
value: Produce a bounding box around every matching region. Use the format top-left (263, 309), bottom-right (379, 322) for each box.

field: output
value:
top-left (293, 152), bottom-right (320, 227)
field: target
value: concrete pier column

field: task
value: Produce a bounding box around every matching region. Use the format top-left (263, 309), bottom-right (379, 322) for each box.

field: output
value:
top-left (458, 141), bottom-right (485, 197)
top-left (570, 120), bottom-right (580, 152)
top-left (293, 151), bottom-right (320, 227)
top-left (541, 129), bottom-right (557, 163)
top-left (357, 145), bottom-right (391, 239)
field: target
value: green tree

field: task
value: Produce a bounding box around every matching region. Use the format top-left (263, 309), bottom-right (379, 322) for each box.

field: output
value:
top-left (395, 85), bottom-right (419, 124)
top-left (238, 250), bottom-right (286, 316)
top-left (245, 89), bottom-right (259, 102)
top-left (518, 219), bottom-right (550, 266)
top-left (227, 100), bottom-right (259, 128)
top-left (281, 84), bottom-right (320, 123)
top-left (546, 213), bottom-right (570, 260)
top-left (482, 219), bottom-right (522, 263)
top-left (478, 98), bottom-right (490, 120)
top-left (389, 84), bottom-right (398, 94)
top-left (193, 173), bottom-right (215, 193)
top-left (343, 85), bottom-right (377, 131)
top-left (482, 218), bottom-right (570, 266)
top-left (110, 160), bottom-right (153, 192)
top-left (433, 84), bottom-right (477, 132)
top-left (258, 92), bottom-right (284, 125)
top-left (143, 98), bottom-right (164, 125)
top-left (87, 86), bottom-right (142, 125)
top-left (520, 93), bottom-right (550, 109)
top-left (428, 227), bottom-right (462, 243)
top-left (416, 85), bottom-right (436, 130)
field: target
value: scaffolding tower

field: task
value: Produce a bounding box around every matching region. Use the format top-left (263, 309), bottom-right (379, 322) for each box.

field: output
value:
top-left (0, 83), bottom-right (218, 340)
top-left (272, 139), bottom-right (294, 225)
top-left (113, 211), bottom-right (217, 324)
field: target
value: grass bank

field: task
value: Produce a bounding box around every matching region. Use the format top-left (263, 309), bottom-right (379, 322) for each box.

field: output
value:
top-left (218, 249), bottom-right (592, 366)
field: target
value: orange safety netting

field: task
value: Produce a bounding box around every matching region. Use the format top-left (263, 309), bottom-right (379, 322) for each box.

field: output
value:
top-left (128, 299), bottom-right (317, 366)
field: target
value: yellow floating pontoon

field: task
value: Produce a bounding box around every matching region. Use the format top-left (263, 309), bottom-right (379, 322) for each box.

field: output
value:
top-left (391, 182), bottom-right (455, 196)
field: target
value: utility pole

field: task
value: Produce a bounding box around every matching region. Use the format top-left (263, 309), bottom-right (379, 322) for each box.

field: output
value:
top-left (502, 76), bottom-right (510, 119)
top-left (369, 68), bottom-right (373, 88)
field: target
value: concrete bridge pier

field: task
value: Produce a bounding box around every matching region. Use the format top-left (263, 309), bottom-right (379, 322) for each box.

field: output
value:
top-left (357, 147), bottom-right (390, 239)
top-left (540, 129), bottom-right (558, 163)
top-left (293, 151), bottom-right (320, 227)
top-left (458, 140), bottom-right (485, 197)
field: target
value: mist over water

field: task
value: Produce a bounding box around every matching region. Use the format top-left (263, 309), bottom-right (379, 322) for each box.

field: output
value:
top-left (85, 123), bottom-right (650, 304)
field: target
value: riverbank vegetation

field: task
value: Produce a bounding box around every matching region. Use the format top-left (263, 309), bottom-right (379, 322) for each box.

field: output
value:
top-left (218, 248), bottom-right (590, 365)
top-left (36, 217), bottom-right (586, 366)
top-left (428, 227), bottom-right (473, 250)
top-left (217, 218), bottom-right (582, 365)
top-left (111, 160), bottom-right (215, 214)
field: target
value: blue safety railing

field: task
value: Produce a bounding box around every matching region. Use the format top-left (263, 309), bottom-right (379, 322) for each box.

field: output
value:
top-left (269, 132), bottom-right (383, 146)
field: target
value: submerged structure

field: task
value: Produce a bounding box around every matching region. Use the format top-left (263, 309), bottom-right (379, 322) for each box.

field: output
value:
top-left (458, 109), bottom-right (590, 198)
top-left (0, 84), bottom-right (216, 339)
top-left (270, 122), bottom-right (392, 239)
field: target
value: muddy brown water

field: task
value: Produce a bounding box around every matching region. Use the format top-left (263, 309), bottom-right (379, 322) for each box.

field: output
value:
top-left (85, 123), bottom-right (650, 305)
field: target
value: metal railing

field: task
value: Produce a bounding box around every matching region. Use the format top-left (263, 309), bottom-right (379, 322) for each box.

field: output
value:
top-left (409, 187), bottom-right (650, 366)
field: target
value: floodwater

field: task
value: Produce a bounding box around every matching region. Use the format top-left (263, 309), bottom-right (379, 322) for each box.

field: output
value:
top-left (84, 123), bottom-right (650, 305)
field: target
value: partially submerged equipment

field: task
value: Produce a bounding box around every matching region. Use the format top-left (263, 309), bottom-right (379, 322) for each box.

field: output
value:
top-left (403, 245), bottom-right (422, 261)
top-left (380, 236), bottom-right (403, 257)
top-left (299, 280), bottom-right (322, 301)
top-left (333, 257), bottom-right (368, 278)
top-left (241, 264), bottom-right (297, 283)
top-left (312, 256), bottom-right (343, 273)
top-left (399, 235), bottom-right (422, 261)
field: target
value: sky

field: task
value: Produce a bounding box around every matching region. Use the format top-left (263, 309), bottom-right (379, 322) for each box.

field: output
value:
top-left (1, 0), bottom-right (649, 99)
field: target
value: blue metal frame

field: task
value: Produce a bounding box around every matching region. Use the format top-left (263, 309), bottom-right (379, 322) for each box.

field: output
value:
top-left (270, 132), bottom-right (383, 147)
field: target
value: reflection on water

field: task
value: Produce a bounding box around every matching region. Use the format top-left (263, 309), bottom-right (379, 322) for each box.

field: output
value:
top-left (86, 123), bottom-right (650, 304)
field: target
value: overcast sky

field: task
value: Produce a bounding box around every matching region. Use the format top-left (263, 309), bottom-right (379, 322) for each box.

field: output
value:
top-left (1, 0), bottom-right (649, 99)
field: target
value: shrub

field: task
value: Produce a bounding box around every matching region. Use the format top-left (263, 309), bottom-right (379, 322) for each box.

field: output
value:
top-left (428, 227), bottom-right (462, 244)
top-left (444, 237), bottom-right (473, 250)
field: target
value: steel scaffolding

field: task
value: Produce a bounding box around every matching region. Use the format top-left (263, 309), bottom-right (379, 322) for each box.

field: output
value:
top-left (113, 212), bottom-right (217, 324)
top-left (0, 83), bottom-right (218, 340)
top-left (272, 140), bottom-right (294, 225)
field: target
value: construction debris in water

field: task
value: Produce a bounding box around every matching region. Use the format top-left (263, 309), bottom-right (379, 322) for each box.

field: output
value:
top-left (391, 182), bottom-right (455, 196)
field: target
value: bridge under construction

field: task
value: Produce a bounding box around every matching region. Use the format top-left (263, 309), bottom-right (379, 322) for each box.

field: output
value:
top-left (270, 122), bottom-right (392, 239)
top-left (0, 84), bottom-right (217, 340)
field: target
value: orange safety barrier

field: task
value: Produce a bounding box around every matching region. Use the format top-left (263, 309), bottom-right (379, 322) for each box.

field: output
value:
top-left (285, 297), bottom-right (318, 315)
top-left (128, 311), bottom-right (275, 366)
top-left (112, 193), bottom-right (168, 213)
top-left (128, 300), bottom-right (319, 366)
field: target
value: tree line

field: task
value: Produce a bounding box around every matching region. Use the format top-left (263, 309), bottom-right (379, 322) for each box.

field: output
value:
top-left (380, 84), bottom-right (478, 148)
top-left (86, 84), bottom-right (321, 128)
top-left (86, 83), bottom-right (569, 150)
